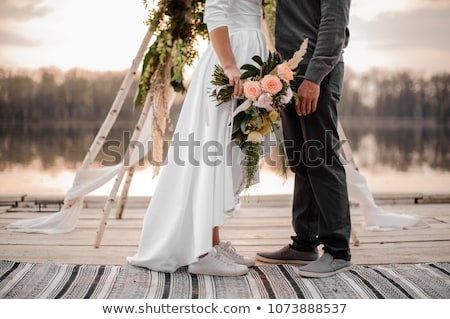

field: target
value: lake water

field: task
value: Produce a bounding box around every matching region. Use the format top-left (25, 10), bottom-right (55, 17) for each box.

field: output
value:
top-left (1, 122), bottom-right (449, 197)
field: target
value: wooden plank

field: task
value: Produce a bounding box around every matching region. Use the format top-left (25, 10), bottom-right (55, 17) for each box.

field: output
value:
top-left (0, 194), bottom-right (27, 201)
top-left (0, 202), bottom-right (449, 266)
top-left (0, 245), bottom-right (136, 265)
top-left (4, 193), bottom-right (447, 211)
top-left (421, 194), bottom-right (450, 204)
top-left (0, 194), bottom-right (27, 207)
top-left (83, 195), bottom-right (151, 208)
top-left (372, 192), bottom-right (423, 204)
top-left (0, 229), bottom-right (140, 246)
top-left (1, 241), bottom-right (449, 266)
top-left (3, 224), bottom-right (448, 247)
top-left (0, 206), bottom-right (12, 213)
top-left (0, 209), bottom-right (147, 220)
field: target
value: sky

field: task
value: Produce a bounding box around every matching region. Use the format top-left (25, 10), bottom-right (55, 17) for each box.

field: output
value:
top-left (0, 0), bottom-right (450, 75)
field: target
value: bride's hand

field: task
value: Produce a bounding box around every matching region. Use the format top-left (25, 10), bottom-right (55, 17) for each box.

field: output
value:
top-left (223, 65), bottom-right (243, 97)
top-left (208, 27), bottom-right (242, 97)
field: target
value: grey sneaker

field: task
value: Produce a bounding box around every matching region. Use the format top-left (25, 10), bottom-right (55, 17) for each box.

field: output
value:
top-left (216, 241), bottom-right (255, 267)
top-left (188, 248), bottom-right (249, 276)
top-left (255, 245), bottom-right (319, 265)
top-left (297, 252), bottom-right (352, 278)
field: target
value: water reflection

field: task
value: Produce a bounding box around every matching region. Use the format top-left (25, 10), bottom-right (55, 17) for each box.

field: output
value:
top-left (1, 123), bottom-right (449, 172)
top-left (0, 123), bottom-right (134, 170)
top-left (344, 126), bottom-right (450, 172)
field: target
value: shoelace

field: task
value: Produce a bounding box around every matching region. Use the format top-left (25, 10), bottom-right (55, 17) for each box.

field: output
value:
top-left (210, 249), bottom-right (235, 266)
top-left (219, 242), bottom-right (243, 259)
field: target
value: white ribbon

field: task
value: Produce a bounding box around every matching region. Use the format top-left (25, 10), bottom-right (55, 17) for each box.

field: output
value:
top-left (225, 98), bottom-right (252, 142)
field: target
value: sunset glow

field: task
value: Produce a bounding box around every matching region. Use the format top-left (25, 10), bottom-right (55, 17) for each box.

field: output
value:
top-left (0, 0), bottom-right (449, 74)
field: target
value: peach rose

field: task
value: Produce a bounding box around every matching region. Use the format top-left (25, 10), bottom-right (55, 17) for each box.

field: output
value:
top-left (261, 75), bottom-right (283, 95)
top-left (276, 62), bottom-right (294, 82)
top-left (243, 81), bottom-right (262, 101)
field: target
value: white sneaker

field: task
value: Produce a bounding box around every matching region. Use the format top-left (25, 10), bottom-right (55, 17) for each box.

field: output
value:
top-left (216, 241), bottom-right (255, 267)
top-left (188, 248), bottom-right (249, 276)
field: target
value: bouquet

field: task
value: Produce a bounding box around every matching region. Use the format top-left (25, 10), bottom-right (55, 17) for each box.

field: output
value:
top-left (210, 40), bottom-right (308, 190)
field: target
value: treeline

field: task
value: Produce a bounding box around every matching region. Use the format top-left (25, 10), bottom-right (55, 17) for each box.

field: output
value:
top-left (0, 67), bottom-right (449, 126)
top-left (340, 68), bottom-right (450, 125)
top-left (0, 67), bottom-right (140, 126)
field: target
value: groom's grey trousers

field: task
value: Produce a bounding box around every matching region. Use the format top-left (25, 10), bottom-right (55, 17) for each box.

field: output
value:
top-left (276, 0), bottom-right (352, 261)
top-left (281, 62), bottom-right (351, 261)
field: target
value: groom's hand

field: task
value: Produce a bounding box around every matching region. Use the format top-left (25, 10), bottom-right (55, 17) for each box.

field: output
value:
top-left (296, 80), bottom-right (320, 116)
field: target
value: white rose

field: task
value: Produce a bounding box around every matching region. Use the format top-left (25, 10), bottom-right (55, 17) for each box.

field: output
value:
top-left (280, 87), bottom-right (294, 104)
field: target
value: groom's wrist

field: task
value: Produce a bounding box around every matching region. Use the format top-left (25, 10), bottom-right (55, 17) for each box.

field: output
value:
top-left (304, 65), bottom-right (325, 86)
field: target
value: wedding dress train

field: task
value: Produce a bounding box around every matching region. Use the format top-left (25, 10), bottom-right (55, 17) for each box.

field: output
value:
top-left (345, 164), bottom-right (427, 231)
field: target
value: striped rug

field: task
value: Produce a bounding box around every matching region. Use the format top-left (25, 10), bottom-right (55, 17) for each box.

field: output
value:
top-left (1, 260), bottom-right (449, 299)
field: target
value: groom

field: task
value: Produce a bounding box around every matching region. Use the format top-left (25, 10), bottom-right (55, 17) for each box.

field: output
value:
top-left (257, 0), bottom-right (353, 277)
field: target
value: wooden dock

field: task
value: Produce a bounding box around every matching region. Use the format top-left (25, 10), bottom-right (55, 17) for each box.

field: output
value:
top-left (0, 193), bottom-right (449, 266)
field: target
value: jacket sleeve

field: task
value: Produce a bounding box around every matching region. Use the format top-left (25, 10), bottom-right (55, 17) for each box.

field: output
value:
top-left (203, 0), bottom-right (231, 33)
top-left (305, 0), bottom-right (350, 84)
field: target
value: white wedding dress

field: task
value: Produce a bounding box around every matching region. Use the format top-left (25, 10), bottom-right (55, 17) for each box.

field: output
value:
top-left (127, 0), bottom-right (266, 272)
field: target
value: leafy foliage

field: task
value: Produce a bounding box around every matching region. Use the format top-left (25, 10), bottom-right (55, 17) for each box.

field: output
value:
top-left (135, 0), bottom-right (208, 108)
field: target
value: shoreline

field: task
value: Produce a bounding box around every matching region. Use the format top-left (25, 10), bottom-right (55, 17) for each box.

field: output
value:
top-left (339, 116), bottom-right (450, 129)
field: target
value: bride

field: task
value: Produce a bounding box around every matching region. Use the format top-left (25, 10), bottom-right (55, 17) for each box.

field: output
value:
top-left (127, 0), bottom-right (266, 276)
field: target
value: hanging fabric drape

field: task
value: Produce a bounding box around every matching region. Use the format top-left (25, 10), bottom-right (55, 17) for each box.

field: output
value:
top-left (6, 103), bottom-right (154, 234)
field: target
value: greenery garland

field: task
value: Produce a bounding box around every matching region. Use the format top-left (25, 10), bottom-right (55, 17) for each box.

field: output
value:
top-left (136, 0), bottom-right (277, 108)
top-left (135, 0), bottom-right (208, 108)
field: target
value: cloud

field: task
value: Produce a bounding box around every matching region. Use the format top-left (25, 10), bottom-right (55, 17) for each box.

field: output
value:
top-left (0, 0), bottom-right (51, 47)
top-left (350, 6), bottom-right (450, 51)
top-left (0, 29), bottom-right (38, 46)
top-left (412, 0), bottom-right (450, 9)
top-left (0, 0), bottom-right (51, 21)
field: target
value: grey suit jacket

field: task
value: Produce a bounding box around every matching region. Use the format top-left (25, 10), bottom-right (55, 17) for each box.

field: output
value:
top-left (275, 0), bottom-right (351, 84)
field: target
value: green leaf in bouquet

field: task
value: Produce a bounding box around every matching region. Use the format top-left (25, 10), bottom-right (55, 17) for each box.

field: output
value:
top-left (240, 115), bottom-right (251, 134)
top-left (250, 106), bottom-right (262, 120)
top-left (240, 64), bottom-right (260, 79)
top-left (233, 111), bottom-right (246, 127)
top-left (211, 65), bottom-right (230, 86)
top-left (213, 86), bottom-right (234, 105)
top-left (251, 55), bottom-right (264, 66)
top-left (260, 51), bottom-right (283, 76)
